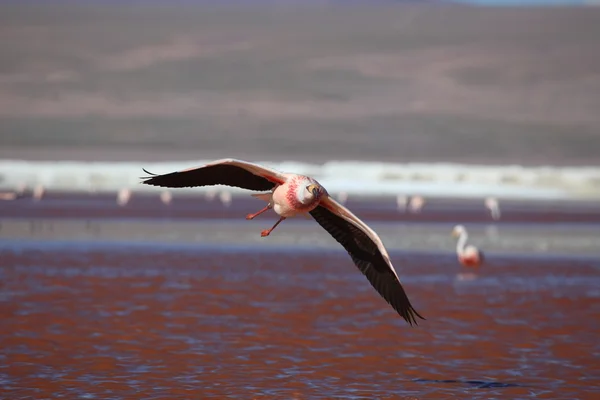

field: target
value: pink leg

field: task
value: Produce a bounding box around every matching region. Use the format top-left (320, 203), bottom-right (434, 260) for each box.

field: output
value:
top-left (261, 217), bottom-right (286, 237)
top-left (246, 204), bottom-right (271, 220)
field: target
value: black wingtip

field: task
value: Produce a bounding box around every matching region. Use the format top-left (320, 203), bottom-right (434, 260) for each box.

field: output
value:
top-left (405, 307), bottom-right (425, 327)
top-left (142, 167), bottom-right (157, 176)
top-left (140, 168), bottom-right (159, 182)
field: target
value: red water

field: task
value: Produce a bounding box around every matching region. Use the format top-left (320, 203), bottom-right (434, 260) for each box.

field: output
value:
top-left (1, 241), bottom-right (599, 399)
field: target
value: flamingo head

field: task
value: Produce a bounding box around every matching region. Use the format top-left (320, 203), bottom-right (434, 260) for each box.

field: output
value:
top-left (451, 224), bottom-right (466, 237)
top-left (305, 183), bottom-right (324, 199)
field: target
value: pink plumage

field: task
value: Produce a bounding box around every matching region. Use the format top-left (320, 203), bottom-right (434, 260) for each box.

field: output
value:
top-left (142, 158), bottom-right (424, 326)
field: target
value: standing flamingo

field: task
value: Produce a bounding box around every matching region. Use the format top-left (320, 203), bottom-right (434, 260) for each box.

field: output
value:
top-left (32, 184), bottom-right (45, 201)
top-left (484, 197), bottom-right (501, 221)
top-left (141, 158), bottom-right (423, 325)
top-left (0, 192), bottom-right (17, 201)
top-left (451, 224), bottom-right (484, 267)
top-left (408, 195), bottom-right (425, 214)
top-left (396, 195), bottom-right (408, 213)
top-left (218, 191), bottom-right (232, 207)
top-left (336, 191), bottom-right (349, 205)
top-left (116, 188), bottom-right (132, 207)
top-left (160, 191), bottom-right (173, 205)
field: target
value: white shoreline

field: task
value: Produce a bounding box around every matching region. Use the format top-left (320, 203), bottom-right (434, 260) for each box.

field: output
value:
top-left (1, 159), bottom-right (600, 200)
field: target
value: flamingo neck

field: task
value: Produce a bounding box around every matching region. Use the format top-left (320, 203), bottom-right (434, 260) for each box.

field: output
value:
top-left (295, 182), bottom-right (311, 205)
top-left (456, 231), bottom-right (468, 255)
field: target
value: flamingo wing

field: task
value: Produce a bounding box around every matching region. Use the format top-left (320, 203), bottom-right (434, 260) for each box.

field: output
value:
top-left (309, 196), bottom-right (424, 326)
top-left (141, 158), bottom-right (286, 191)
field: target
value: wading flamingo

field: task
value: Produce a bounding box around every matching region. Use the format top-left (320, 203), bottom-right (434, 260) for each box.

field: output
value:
top-left (32, 184), bottom-right (45, 201)
top-left (484, 196), bottom-right (501, 221)
top-left (117, 188), bottom-right (132, 207)
top-left (0, 192), bottom-right (17, 201)
top-left (160, 191), bottom-right (173, 205)
top-left (451, 224), bottom-right (484, 267)
top-left (396, 195), bottom-right (408, 213)
top-left (408, 195), bottom-right (425, 214)
top-left (142, 158), bottom-right (423, 325)
top-left (336, 191), bottom-right (348, 205)
top-left (218, 190), bottom-right (233, 207)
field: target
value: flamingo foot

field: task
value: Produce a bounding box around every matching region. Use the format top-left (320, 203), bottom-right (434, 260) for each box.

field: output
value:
top-left (260, 216), bottom-right (286, 237)
top-left (246, 204), bottom-right (271, 220)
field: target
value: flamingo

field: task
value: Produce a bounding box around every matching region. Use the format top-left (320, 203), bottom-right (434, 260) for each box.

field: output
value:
top-left (160, 191), bottom-right (173, 205)
top-left (484, 197), bottom-right (501, 221)
top-left (116, 188), bottom-right (131, 207)
top-left (32, 184), bottom-right (45, 201)
top-left (408, 195), bottom-right (425, 214)
top-left (396, 195), bottom-right (408, 213)
top-left (0, 192), bottom-right (17, 201)
top-left (336, 191), bottom-right (348, 205)
top-left (141, 158), bottom-right (423, 325)
top-left (451, 224), bottom-right (484, 268)
top-left (218, 191), bottom-right (233, 207)
top-left (205, 188), bottom-right (218, 201)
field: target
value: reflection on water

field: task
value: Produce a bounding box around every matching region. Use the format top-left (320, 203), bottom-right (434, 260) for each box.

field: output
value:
top-left (1, 242), bottom-right (599, 399)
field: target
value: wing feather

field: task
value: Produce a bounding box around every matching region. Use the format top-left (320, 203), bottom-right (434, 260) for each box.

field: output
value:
top-left (309, 197), bottom-right (424, 326)
top-left (141, 158), bottom-right (285, 191)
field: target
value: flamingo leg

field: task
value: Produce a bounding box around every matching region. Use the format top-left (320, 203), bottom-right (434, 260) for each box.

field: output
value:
top-left (261, 216), bottom-right (286, 237)
top-left (246, 204), bottom-right (271, 220)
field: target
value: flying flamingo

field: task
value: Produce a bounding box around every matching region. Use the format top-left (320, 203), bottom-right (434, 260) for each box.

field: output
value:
top-left (451, 224), bottom-right (484, 267)
top-left (141, 158), bottom-right (423, 325)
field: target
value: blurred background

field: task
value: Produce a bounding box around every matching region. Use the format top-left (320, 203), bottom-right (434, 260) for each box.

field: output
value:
top-left (2, 1), bottom-right (600, 163)
top-left (1, 0), bottom-right (600, 200)
top-left (1, 2), bottom-right (600, 399)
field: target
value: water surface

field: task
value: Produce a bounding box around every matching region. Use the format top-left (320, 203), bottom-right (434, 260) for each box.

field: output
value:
top-left (1, 240), bottom-right (599, 399)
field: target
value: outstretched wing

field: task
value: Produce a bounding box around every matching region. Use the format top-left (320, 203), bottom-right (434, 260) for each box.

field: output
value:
top-left (141, 158), bottom-right (286, 191)
top-left (309, 196), bottom-right (424, 326)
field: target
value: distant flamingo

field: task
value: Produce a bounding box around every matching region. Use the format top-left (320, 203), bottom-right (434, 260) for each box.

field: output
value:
top-left (141, 158), bottom-right (423, 325)
top-left (32, 184), bottom-right (45, 201)
top-left (336, 191), bottom-right (348, 205)
top-left (408, 195), bottom-right (425, 214)
top-left (16, 183), bottom-right (28, 196)
top-left (205, 188), bottom-right (218, 201)
top-left (451, 225), bottom-right (484, 267)
top-left (160, 191), bottom-right (173, 205)
top-left (396, 195), bottom-right (408, 213)
top-left (218, 191), bottom-right (232, 207)
top-left (484, 197), bottom-right (501, 220)
top-left (0, 183), bottom-right (31, 200)
top-left (0, 192), bottom-right (17, 201)
top-left (116, 188), bottom-right (131, 207)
